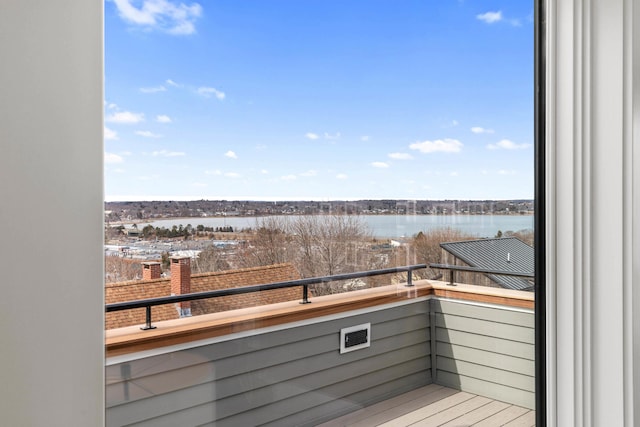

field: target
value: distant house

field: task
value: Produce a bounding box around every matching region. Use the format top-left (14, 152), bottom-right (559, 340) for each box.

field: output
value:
top-left (440, 237), bottom-right (534, 291)
top-left (105, 259), bottom-right (302, 329)
top-left (125, 228), bottom-right (141, 237)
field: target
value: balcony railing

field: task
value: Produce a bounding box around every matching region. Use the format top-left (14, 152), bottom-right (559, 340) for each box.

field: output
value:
top-left (106, 264), bottom-right (427, 330)
top-left (429, 263), bottom-right (534, 286)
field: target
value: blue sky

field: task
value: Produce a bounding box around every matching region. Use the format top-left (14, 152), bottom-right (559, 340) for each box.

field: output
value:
top-left (104, 0), bottom-right (533, 201)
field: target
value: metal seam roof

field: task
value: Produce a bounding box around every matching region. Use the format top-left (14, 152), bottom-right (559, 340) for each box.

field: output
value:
top-left (440, 237), bottom-right (534, 290)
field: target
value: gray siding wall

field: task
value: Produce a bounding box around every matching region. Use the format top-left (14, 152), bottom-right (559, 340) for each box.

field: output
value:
top-left (431, 298), bottom-right (535, 409)
top-left (106, 301), bottom-right (431, 427)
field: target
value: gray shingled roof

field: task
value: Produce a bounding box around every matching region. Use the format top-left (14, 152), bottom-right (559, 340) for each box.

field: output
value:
top-left (440, 237), bottom-right (534, 291)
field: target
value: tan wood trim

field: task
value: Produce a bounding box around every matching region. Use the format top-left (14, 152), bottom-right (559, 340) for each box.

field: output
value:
top-left (105, 281), bottom-right (534, 357)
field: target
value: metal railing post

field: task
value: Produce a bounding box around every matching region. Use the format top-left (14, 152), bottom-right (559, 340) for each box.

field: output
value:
top-left (300, 285), bottom-right (311, 304)
top-left (140, 306), bottom-right (157, 330)
top-left (406, 270), bottom-right (414, 287)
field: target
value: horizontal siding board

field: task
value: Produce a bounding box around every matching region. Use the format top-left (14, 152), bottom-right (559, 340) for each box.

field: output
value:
top-left (107, 300), bottom-right (431, 426)
top-left (106, 306), bottom-right (428, 386)
top-left (108, 344), bottom-right (430, 426)
top-left (122, 361), bottom-right (430, 427)
top-left (437, 371), bottom-right (534, 410)
top-left (176, 370), bottom-right (432, 427)
top-left (436, 356), bottom-right (533, 392)
top-left (435, 313), bottom-right (534, 344)
top-left (437, 343), bottom-right (534, 376)
top-left (214, 357), bottom-right (430, 427)
top-left (108, 323), bottom-right (429, 407)
top-left (436, 328), bottom-right (534, 360)
top-left (432, 299), bottom-right (533, 328)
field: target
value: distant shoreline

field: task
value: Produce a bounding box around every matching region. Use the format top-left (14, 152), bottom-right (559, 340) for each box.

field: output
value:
top-left (109, 211), bottom-right (534, 227)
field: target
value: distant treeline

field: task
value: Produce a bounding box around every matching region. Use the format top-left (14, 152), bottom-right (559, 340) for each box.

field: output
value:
top-left (131, 224), bottom-right (234, 238)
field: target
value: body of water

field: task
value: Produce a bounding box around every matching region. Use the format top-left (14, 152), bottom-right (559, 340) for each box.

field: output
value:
top-left (137, 214), bottom-right (534, 239)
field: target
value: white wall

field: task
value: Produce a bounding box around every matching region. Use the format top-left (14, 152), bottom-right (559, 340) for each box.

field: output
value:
top-left (0, 1), bottom-right (104, 425)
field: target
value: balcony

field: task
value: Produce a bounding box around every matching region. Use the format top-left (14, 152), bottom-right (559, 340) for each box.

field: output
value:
top-left (105, 273), bottom-right (534, 426)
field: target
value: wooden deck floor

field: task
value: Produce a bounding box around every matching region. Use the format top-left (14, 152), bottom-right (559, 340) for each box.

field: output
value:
top-left (316, 384), bottom-right (535, 427)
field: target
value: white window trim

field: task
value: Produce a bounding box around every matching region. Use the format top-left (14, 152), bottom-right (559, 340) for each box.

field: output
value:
top-left (546, 0), bottom-right (637, 425)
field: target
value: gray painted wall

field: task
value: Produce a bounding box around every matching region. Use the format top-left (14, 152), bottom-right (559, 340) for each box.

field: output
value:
top-left (0, 2), bottom-right (104, 426)
top-left (106, 297), bottom-right (535, 425)
top-left (432, 298), bottom-right (535, 409)
top-left (106, 302), bottom-right (431, 427)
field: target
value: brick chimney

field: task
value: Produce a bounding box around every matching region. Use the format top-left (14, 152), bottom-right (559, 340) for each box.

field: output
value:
top-left (170, 256), bottom-right (191, 317)
top-left (141, 261), bottom-right (162, 280)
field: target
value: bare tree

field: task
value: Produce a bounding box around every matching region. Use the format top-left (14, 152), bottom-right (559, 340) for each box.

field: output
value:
top-left (236, 216), bottom-right (294, 268)
top-left (290, 215), bottom-right (372, 295)
top-left (502, 229), bottom-right (534, 247)
top-left (192, 245), bottom-right (230, 273)
top-left (104, 256), bottom-right (143, 283)
top-left (409, 227), bottom-right (477, 279)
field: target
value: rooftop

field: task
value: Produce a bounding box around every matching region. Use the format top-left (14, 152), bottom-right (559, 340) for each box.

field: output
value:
top-left (440, 237), bottom-right (534, 291)
top-left (106, 262), bottom-right (301, 329)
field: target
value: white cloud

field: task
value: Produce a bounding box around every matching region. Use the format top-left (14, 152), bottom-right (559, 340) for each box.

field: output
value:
top-left (299, 170), bottom-right (317, 177)
top-left (477, 11), bottom-right (502, 24)
top-left (361, 136), bottom-right (370, 142)
top-left (225, 150), bottom-right (237, 159)
top-left (135, 130), bottom-right (162, 138)
top-left (281, 174), bottom-right (297, 181)
top-left (224, 172), bottom-right (241, 178)
top-left (192, 182), bottom-right (208, 187)
top-left (197, 86), bottom-right (225, 100)
top-left (388, 152), bottom-right (413, 160)
top-left (152, 149), bottom-right (185, 157)
top-left (487, 139), bottom-right (531, 150)
top-left (471, 126), bottom-right (494, 134)
top-left (261, 169), bottom-right (269, 174)
top-left (156, 114), bottom-right (172, 123)
top-left (409, 138), bottom-right (463, 154)
top-left (105, 152), bottom-right (124, 164)
top-left (139, 85), bottom-right (166, 93)
top-left (205, 169), bottom-right (222, 175)
top-left (324, 132), bottom-right (341, 140)
top-left (336, 173), bottom-right (348, 180)
top-left (112, 0), bottom-right (203, 35)
top-left (105, 111), bottom-right (144, 124)
top-left (450, 171), bottom-right (459, 177)
top-left (305, 132), bottom-right (320, 140)
top-left (166, 79), bottom-right (181, 87)
top-left (498, 169), bottom-right (517, 175)
top-left (104, 126), bottom-right (118, 140)
top-left (371, 162), bottom-right (389, 168)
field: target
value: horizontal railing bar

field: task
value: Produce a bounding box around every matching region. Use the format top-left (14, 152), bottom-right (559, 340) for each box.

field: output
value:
top-left (429, 263), bottom-right (534, 278)
top-left (106, 264), bottom-right (427, 312)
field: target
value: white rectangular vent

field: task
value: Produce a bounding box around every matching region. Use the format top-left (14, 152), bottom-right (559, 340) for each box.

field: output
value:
top-left (340, 323), bottom-right (371, 354)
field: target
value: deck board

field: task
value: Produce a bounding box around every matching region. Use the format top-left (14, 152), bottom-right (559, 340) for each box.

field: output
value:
top-left (316, 385), bottom-right (535, 426)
